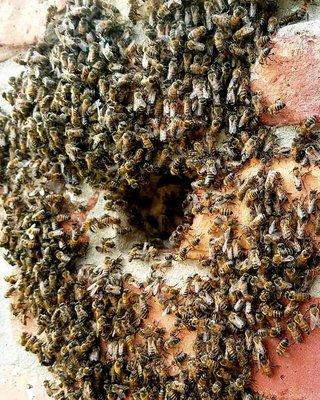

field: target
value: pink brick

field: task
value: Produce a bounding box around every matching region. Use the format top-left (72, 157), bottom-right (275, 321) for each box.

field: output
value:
top-left (251, 26), bottom-right (320, 126)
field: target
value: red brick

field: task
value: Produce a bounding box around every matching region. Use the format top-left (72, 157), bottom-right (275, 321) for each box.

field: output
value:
top-left (253, 299), bottom-right (320, 400)
top-left (251, 26), bottom-right (320, 126)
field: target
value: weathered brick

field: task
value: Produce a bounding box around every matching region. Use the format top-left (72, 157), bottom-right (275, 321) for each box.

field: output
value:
top-left (180, 158), bottom-right (320, 259)
top-left (0, 0), bottom-right (66, 61)
top-left (251, 21), bottom-right (320, 126)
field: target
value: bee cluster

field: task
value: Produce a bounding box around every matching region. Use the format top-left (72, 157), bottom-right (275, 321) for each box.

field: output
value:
top-left (0, 0), bottom-right (319, 399)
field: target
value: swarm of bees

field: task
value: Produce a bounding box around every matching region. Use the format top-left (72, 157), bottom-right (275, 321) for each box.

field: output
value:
top-left (0, 0), bottom-right (319, 399)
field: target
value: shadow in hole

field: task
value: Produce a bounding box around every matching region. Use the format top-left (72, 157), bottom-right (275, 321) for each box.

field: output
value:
top-left (123, 174), bottom-right (192, 240)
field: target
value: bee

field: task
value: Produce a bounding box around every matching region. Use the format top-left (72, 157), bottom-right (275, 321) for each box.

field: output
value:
top-left (280, 3), bottom-right (308, 25)
top-left (229, 43), bottom-right (247, 57)
top-left (307, 189), bottom-right (318, 214)
top-left (140, 133), bottom-right (154, 153)
top-left (167, 81), bottom-right (181, 99)
top-left (293, 198), bottom-right (307, 221)
top-left (133, 91), bottom-right (147, 112)
top-left (258, 47), bottom-right (273, 64)
top-left (55, 251), bottom-right (71, 263)
top-left (228, 312), bottom-right (246, 329)
top-left (211, 381), bottom-right (222, 395)
top-left (276, 338), bottom-right (289, 356)
top-left (286, 290), bottom-right (311, 303)
top-left (214, 30), bottom-right (226, 53)
top-left (260, 354), bottom-right (272, 377)
top-left (224, 337), bottom-right (237, 361)
top-left (287, 320), bottom-right (303, 343)
top-left (299, 115), bottom-right (317, 135)
top-left (212, 14), bottom-right (231, 28)
top-left (293, 312), bottom-right (310, 335)
top-left (292, 166), bottom-right (305, 191)
top-left (234, 25), bottom-right (255, 41)
top-left (138, 292), bottom-right (149, 320)
top-left (179, 246), bottom-right (190, 260)
top-left (173, 351), bottom-right (188, 365)
top-left (256, 35), bottom-right (272, 48)
top-left (267, 16), bottom-right (278, 33)
top-left (170, 157), bottom-right (184, 176)
top-left (47, 229), bottom-right (64, 239)
top-left (296, 248), bottom-right (312, 267)
top-left (190, 61), bottom-right (208, 75)
top-left (186, 40), bottom-right (206, 52)
top-left (249, 213), bottom-right (265, 230)
top-left (164, 335), bottom-right (180, 351)
top-left (267, 99), bottom-right (285, 115)
top-left (128, 0), bottom-right (142, 22)
top-left (188, 26), bottom-right (207, 40)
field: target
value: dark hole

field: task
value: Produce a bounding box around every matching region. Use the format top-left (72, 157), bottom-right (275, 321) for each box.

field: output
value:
top-left (123, 174), bottom-right (192, 240)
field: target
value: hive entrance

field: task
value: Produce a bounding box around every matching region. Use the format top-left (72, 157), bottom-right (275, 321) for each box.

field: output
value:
top-left (123, 175), bottom-right (192, 240)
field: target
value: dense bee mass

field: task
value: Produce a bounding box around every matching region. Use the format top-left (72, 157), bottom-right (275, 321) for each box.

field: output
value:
top-left (0, 0), bottom-right (319, 399)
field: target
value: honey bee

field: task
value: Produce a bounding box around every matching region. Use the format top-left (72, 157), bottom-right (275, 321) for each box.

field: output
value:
top-left (296, 248), bottom-right (312, 267)
top-left (211, 380), bottom-right (222, 395)
top-left (164, 335), bottom-right (180, 351)
top-left (186, 39), bottom-right (206, 52)
top-left (133, 91), bottom-right (147, 112)
top-left (292, 166), bottom-right (306, 191)
top-left (214, 29), bottom-right (227, 53)
top-left (293, 312), bottom-right (310, 335)
top-left (249, 213), bottom-right (265, 230)
top-left (267, 99), bottom-right (285, 115)
top-left (259, 354), bottom-right (272, 377)
top-left (267, 16), bottom-right (278, 33)
top-left (256, 34), bottom-right (272, 48)
top-left (224, 337), bottom-right (237, 361)
top-left (188, 26), bottom-right (207, 40)
top-left (280, 2), bottom-right (309, 25)
top-left (234, 25), bottom-right (255, 41)
top-left (276, 338), bottom-right (289, 356)
top-left (167, 81), bottom-right (181, 99)
top-left (299, 115), bottom-right (317, 135)
top-left (287, 320), bottom-right (303, 343)
top-left (258, 47), bottom-right (273, 64)
top-left (170, 157), bottom-right (184, 176)
top-left (286, 290), bottom-right (311, 302)
top-left (55, 251), bottom-right (71, 263)
top-left (179, 246), bottom-right (190, 260)
top-left (173, 351), bottom-right (188, 365)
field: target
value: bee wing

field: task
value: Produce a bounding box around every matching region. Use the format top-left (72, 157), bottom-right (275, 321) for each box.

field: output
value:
top-left (133, 93), bottom-right (146, 111)
top-left (162, 305), bottom-right (171, 317)
top-left (310, 311), bottom-right (320, 330)
top-left (203, 291), bottom-right (214, 305)
top-left (159, 127), bottom-right (167, 142)
top-left (118, 340), bottom-right (124, 357)
top-left (229, 312), bottom-right (246, 329)
top-left (245, 331), bottom-right (253, 351)
top-left (87, 282), bottom-right (99, 296)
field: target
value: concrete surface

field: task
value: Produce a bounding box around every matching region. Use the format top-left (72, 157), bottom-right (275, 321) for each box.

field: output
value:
top-left (0, 249), bottom-right (52, 400)
top-left (1, 1), bottom-right (320, 400)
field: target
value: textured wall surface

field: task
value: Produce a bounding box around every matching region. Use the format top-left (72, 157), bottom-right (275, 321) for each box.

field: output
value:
top-left (1, 1), bottom-right (320, 400)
